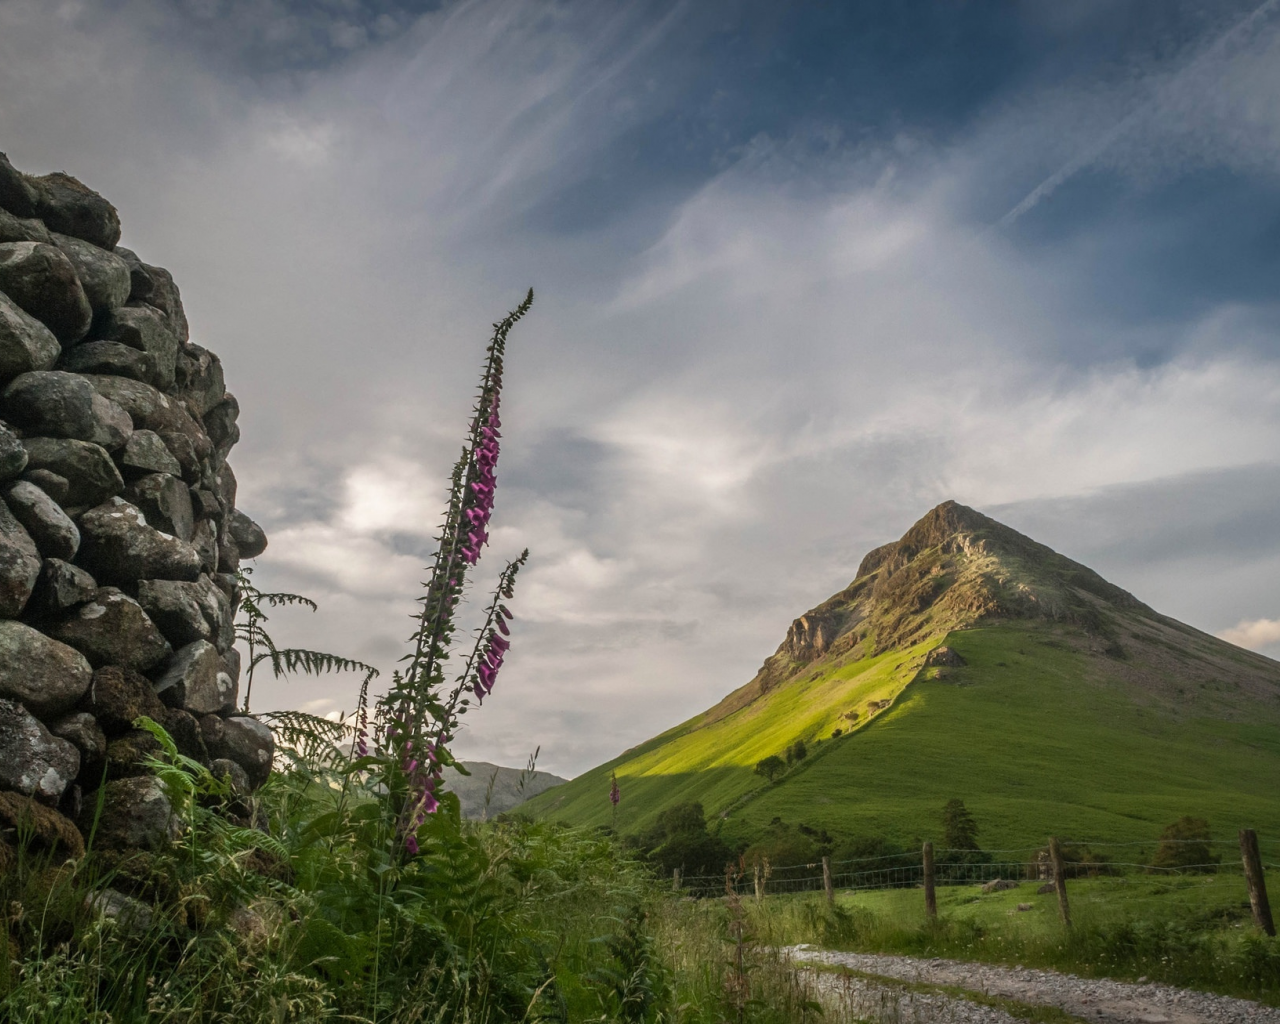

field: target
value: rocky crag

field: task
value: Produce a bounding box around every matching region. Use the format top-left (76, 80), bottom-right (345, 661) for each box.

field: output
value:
top-left (0, 152), bottom-right (271, 864)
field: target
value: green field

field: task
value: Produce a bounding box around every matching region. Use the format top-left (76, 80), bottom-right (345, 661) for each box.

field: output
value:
top-left (528, 621), bottom-right (1280, 848)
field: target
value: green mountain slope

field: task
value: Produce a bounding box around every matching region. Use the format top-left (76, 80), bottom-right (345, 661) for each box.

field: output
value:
top-left (525, 501), bottom-right (1280, 846)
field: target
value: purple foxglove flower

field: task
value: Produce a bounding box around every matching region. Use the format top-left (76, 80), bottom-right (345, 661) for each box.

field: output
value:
top-left (405, 834), bottom-right (419, 855)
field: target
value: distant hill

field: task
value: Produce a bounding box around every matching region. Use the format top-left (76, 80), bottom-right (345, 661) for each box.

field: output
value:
top-left (523, 501), bottom-right (1280, 847)
top-left (442, 761), bottom-right (567, 820)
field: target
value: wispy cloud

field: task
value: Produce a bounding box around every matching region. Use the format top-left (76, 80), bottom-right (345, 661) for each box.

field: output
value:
top-left (1219, 617), bottom-right (1280, 652)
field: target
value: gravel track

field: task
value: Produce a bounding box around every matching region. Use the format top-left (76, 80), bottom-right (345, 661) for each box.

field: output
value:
top-left (783, 947), bottom-right (1280, 1024)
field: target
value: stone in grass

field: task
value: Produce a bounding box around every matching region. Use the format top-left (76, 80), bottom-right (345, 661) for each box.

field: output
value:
top-left (154, 640), bottom-right (235, 716)
top-left (0, 790), bottom-right (84, 861)
top-left (0, 619), bottom-right (93, 718)
top-left (136, 575), bottom-right (229, 649)
top-left (0, 497), bottom-right (40, 616)
top-left (0, 242), bottom-right (92, 343)
top-left (85, 888), bottom-right (152, 937)
top-left (76, 497), bottom-right (201, 585)
top-left (29, 558), bottom-right (98, 618)
top-left (33, 171), bottom-right (122, 250)
top-left (3, 478), bottom-right (80, 560)
top-left (123, 472), bottom-right (194, 542)
top-left (49, 711), bottom-right (107, 784)
top-left (162, 708), bottom-right (209, 764)
top-left (981, 879), bottom-right (1020, 894)
top-left (45, 587), bottom-right (172, 673)
top-left (0, 291), bottom-right (60, 386)
top-left (79, 664), bottom-right (165, 736)
top-left (116, 429), bottom-right (181, 479)
top-left (79, 775), bottom-right (182, 851)
top-left (21, 437), bottom-right (123, 512)
top-left (104, 728), bottom-right (162, 780)
top-left (0, 698), bottom-right (80, 806)
top-left (1, 370), bottom-right (132, 451)
top-left (201, 714), bottom-right (274, 790)
top-left (49, 232), bottom-right (131, 317)
top-left (209, 757), bottom-right (250, 795)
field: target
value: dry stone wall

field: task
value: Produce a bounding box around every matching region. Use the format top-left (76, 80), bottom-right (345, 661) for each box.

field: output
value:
top-left (0, 152), bottom-right (273, 858)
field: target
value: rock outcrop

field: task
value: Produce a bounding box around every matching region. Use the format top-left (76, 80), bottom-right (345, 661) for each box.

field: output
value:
top-left (0, 152), bottom-right (273, 851)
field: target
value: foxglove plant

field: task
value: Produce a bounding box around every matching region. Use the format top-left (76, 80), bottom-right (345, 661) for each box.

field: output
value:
top-left (375, 290), bottom-right (534, 854)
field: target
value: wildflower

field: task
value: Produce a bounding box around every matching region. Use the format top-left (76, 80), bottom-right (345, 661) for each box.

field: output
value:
top-left (405, 834), bottom-right (419, 855)
top-left (609, 771), bottom-right (620, 807)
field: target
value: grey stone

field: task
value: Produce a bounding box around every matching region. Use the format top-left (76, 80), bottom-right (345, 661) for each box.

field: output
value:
top-left (29, 558), bottom-right (98, 617)
top-left (222, 646), bottom-right (241, 689)
top-left (79, 776), bottom-right (181, 850)
top-left (202, 714), bottom-right (273, 790)
top-left (214, 461), bottom-right (237, 512)
top-left (4, 479), bottom-right (79, 559)
top-left (0, 422), bottom-right (27, 481)
top-left (59, 340), bottom-right (157, 388)
top-left (0, 242), bottom-right (92, 343)
top-left (95, 305), bottom-right (178, 391)
top-left (136, 574), bottom-right (228, 649)
top-left (81, 374), bottom-right (210, 478)
top-left (154, 640), bottom-right (235, 716)
top-left (0, 699), bottom-right (79, 806)
top-left (191, 517), bottom-right (218, 573)
top-left (0, 207), bottom-right (52, 245)
top-left (136, 263), bottom-right (187, 343)
top-left (22, 437), bottom-right (123, 512)
top-left (0, 789), bottom-right (84, 860)
top-left (21, 467), bottom-right (68, 504)
top-left (122, 473), bottom-right (193, 541)
top-left (45, 587), bottom-right (172, 672)
top-left (217, 529), bottom-right (239, 573)
top-left (175, 344), bottom-right (226, 417)
top-left (49, 711), bottom-right (107, 782)
top-left (190, 487), bottom-right (222, 521)
top-left (0, 499), bottom-right (40, 615)
top-left (203, 393), bottom-right (239, 463)
top-left (209, 758), bottom-right (250, 795)
top-left (86, 888), bottom-right (153, 937)
top-left (49, 232), bottom-right (131, 317)
top-left (75, 498), bottom-right (201, 585)
top-left (1, 370), bottom-right (132, 450)
top-left (33, 171), bottom-right (121, 250)
top-left (104, 728), bottom-right (160, 779)
top-left (79, 664), bottom-right (165, 736)
top-left (0, 152), bottom-right (42, 218)
top-left (227, 508), bottom-right (267, 559)
top-left (113, 246), bottom-right (153, 303)
top-left (0, 291), bottom-right (60, 385)
top-left (0, 619), bottom-right (93, 718)
top-left (117, 429), bottom-right (181, 479)
top-left (162, 707), bottom-right (208, 764)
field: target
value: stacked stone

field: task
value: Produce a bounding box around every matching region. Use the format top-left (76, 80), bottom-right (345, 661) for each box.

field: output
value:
top-left (0, 152), bottom-right (273, 856)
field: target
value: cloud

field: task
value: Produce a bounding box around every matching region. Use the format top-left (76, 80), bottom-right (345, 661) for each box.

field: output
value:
top-left (4, 0), bottom-right (1280, 776)
top-left (1219, 617), bottom-right (1280, 652)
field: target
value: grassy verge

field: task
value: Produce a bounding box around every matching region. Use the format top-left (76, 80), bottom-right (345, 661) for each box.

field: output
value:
top-left (737, 871), bottom-right (1280, 1006)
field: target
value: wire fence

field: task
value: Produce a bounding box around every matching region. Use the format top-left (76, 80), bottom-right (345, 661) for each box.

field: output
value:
top-left (670, 837), bottom-right (1278, 901)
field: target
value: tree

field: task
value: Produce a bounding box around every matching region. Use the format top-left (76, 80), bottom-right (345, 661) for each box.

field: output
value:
top-left (754, 756), bottom-right (786, 782)
top-left (941, 798), bottom-right (979, 851)
top-left (785, 739), bottom-right (807, 765)
top-left (1151, 816), bottom-right (1219, 872)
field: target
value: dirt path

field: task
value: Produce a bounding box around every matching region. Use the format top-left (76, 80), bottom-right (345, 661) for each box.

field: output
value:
top-left (784, 946), bottom-right (1280, 1024)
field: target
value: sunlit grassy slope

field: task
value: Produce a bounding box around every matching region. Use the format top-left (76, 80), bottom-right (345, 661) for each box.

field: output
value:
top-left (523, 502), bottom-right (1280, 847)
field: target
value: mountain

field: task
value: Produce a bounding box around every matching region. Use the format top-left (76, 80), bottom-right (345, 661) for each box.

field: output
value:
top-left (442, 761), bottom-right (567, 820)
top-left (523, 501), bottom-right (1280, 847)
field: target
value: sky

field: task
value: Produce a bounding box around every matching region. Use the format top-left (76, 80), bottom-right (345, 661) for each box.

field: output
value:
top-left (2, 0), bottom-right (1279, 778)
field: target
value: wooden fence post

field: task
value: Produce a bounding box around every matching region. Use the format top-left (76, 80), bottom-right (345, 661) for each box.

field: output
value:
top-left (673, 867), bottom-right (681, 893)
top-left (754, 861), bottom-right (763, 902)
top-left (822, 856), bottom-right (834, 907)
top-left (922, 841), bottom-right (937, 919)
top-left (1240, 829), bottom-right (1276, 937)
top-left (1049, 837), bottom-right (1071, 928)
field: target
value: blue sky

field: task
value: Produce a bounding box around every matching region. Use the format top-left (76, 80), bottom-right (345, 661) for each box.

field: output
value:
top-left (3, 0), bottom-right (1279, 775)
